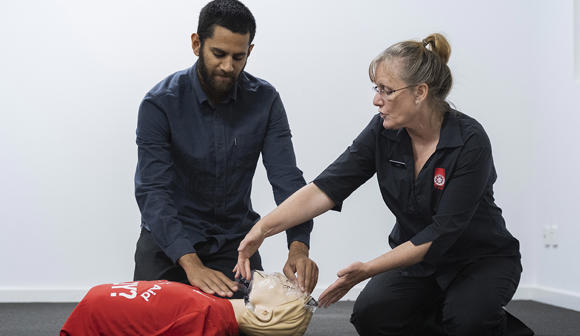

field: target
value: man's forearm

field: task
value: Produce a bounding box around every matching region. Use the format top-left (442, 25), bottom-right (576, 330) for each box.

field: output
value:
top-left (288, 241), bottom-right (309, 256)
top-left (177, 253), bottom-right (203, 271)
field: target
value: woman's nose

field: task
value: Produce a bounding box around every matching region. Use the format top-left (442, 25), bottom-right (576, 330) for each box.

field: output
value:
top-left (373, 92), bottom-right (383, 106)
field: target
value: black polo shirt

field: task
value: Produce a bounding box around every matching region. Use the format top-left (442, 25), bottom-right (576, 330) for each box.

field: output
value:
top-left (313, 110), bottom-right (520, 288)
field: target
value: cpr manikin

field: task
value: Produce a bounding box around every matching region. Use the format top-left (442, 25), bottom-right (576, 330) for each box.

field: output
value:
top-left (234, 271), bottom-right (316, 335)
top-left (60, 271), bottom-right (315, 336)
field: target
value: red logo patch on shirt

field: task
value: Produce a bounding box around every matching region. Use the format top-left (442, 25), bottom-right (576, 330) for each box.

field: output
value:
top-left (434, 168), bottom-right (446, 190)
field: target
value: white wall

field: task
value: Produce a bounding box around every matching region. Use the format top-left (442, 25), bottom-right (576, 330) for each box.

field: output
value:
top-left (0, 0), bottom-right (578, 310)
top-left (525, 0), bottom-right (580, 310)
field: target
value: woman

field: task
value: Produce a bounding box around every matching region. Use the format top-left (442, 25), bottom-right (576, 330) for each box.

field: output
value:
top-left (235, 33), bottom-right (533, 335)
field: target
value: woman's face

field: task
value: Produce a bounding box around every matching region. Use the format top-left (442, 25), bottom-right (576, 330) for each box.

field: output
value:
top-left (248, 271), bottom-right (303, 308)
top-left (372, 60), bottom-right (419, 130)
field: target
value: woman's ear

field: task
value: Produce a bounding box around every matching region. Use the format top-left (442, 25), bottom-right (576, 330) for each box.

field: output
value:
top-left (415, 83), bottom-right (429, 104)
top-left (254, 305), bottom-right (273, 322)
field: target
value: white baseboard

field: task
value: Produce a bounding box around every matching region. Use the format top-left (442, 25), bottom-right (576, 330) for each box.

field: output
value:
top-left (0, 288), bottom-right (88, 303)
top-left (512, 285), bottom-right (580, 312)
top-left (1, 284), bottom-right (579, 313)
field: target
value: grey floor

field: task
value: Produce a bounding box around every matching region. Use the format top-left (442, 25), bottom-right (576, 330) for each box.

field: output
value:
top-left (0, 300), bottom-right (579, 335)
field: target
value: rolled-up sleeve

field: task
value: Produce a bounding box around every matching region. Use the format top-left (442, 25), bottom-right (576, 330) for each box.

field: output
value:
top-left (313, 116), bottom-right (378, 211)
top-left (410, 135), bottom-right (493, 265)
top-left (134, 98), bottom-right (197, 262)
top-left (261, 93), bottom-right (313, 248)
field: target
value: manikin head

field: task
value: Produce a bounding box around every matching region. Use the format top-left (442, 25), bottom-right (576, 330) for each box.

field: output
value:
top-left (232, 271), bottom-right (315, 336)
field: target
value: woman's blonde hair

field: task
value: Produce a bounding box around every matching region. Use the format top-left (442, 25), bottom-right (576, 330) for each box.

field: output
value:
top-left (237, 296), bottom-right (314, 336)
top-left (369, 33), bottom-right (453, 112)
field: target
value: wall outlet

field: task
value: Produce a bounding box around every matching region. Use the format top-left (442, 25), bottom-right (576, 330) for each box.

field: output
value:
top-left (543, 225), bottom-right (559, 248)
top-left (550, 225), bottom-right (559, 247)
top-left (543, 226), bottom-right (552, 247)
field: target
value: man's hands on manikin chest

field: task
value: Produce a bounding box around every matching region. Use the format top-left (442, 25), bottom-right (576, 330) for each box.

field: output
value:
top-left (178, 253), bottom-right (239, 297)
top-left (178, 241), bottom-right (318, 297)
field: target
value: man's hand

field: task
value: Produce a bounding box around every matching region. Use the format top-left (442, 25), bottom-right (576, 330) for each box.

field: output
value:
top-left (283, 241), bottom-right (318, 294)
top-left (178, 253), bottom-right (238, 297)
top-left (318, 261), bottom-right (369, 308)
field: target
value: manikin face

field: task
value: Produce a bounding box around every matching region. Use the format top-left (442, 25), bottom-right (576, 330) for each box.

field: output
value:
top-left (372, 59), bottom-right (420, 130)
top-left (236, 271), bottom-right (314, 336)
top-left (191, 25), bottom-right (254, 101)
top-left (247, 271), bottom-right (304, 309)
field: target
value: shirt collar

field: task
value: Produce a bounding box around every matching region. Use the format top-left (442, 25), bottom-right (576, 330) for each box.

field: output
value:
top-left (436, 109), bottom-right (464, 150)
top-left (190, 62), bottom-right (208, 105)
top-left (380, 109), bottom-right (464, 149)
top-left (381, 127), bottom-right (404, 142)
top-left (189, 62), bottom-right (239, 107)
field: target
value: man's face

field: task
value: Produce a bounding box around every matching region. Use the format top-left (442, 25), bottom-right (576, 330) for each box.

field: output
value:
top-left (192, 25), bottom-right (254, 100)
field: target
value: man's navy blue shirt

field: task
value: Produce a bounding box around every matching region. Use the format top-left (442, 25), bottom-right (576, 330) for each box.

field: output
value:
top-left (135, 63), bottom-right (312, 263)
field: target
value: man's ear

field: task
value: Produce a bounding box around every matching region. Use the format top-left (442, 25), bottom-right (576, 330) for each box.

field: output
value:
top-left (247, 44), bottom-right (254, 58)
top-left (191, 33), bottom-right (201, 56)
top-left (254, 305), bottom-right (273, 322)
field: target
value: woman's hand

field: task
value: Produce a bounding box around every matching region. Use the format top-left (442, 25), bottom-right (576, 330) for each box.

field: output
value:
top-left (318, 261), bottom-right (370, 308)
top-left (233, 223), bottom-right (266, 281)
top-left (318, 241), bottom-right (432, 307)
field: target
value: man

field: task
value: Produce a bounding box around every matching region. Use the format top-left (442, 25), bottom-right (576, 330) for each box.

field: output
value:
top-left (133, 0), bottom-right (317, 298)
top-left (60, 271), bottom-right (316, 336)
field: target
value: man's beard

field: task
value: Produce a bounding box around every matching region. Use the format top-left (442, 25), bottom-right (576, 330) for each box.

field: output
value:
top-left (197, 52), bottom-right (243, 102)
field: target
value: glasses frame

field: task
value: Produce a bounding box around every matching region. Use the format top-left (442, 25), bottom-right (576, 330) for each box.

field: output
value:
top-left (372, 84), bottom-right (417, 98)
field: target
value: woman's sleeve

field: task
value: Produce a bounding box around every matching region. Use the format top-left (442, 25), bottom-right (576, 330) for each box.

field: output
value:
top-left (312, 116), bottom-right (379, 211)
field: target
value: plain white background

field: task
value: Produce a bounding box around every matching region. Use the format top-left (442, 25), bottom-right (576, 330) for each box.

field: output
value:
top-left (1, 0), bottom-right (579, 310)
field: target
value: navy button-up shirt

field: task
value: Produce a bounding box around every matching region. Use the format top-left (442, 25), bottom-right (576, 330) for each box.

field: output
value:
top-left (313, 110), bottom-right (520, 289)
top-left (135, 63), bottom-right (312, 263)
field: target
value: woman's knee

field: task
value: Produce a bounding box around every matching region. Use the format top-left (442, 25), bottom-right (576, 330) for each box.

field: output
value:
top-left (351, 294), bottom-right (418, 335)
top-left (350, 271), bottom-right (439, 335)
top-left (351, 296), bottom-right (382, 330)
top-left (443, 304), bottom-right (505, 336)
top-left (442, 257), bottom-right (522, 335)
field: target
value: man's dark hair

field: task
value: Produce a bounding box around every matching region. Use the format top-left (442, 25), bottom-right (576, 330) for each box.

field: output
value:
top-left (197, 0), bottom-right (256, 44)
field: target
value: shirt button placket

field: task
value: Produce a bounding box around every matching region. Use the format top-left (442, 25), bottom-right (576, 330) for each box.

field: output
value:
top-left (214, 106), bottom-right (227, 218)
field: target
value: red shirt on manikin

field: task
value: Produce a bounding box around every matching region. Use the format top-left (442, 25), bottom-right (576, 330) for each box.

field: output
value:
top-left (60, 280), bottom-right (238, 336)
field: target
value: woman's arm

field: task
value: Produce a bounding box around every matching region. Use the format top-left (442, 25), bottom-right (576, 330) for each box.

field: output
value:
top-left (259, 183), bottom-right (334, 238)
top-left (366, 240), bottom-right (432, 275)
top-left (234, 183), bottom-right (335, 281)
top-left (235, 116), bottom-right (380, 282)
top-left (318, 240), bottom-right (432, 307)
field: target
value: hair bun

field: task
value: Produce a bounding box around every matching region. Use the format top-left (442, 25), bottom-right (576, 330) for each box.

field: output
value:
top-left (422, 33), bottom-right (451, 64)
